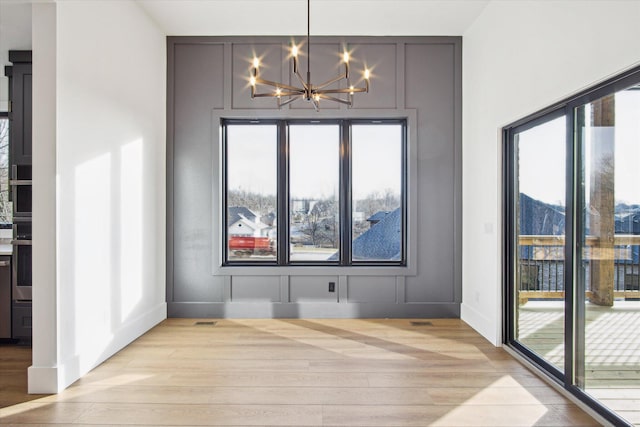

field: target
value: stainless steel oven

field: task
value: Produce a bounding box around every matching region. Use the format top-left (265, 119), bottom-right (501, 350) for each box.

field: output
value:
top-left (12, 220), bottom-right (31, 301)
top-left (10, 165), bottom-right (32, 218)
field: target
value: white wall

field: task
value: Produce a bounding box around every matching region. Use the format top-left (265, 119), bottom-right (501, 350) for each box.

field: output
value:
top-left (29, 0), bottom-right (166, 392)
top-left (461, 0), bottom-right (640, 345)
top-left (30, 2), bottom-right (59, 393)
top-left (0, 2), bottom-right (32, 111)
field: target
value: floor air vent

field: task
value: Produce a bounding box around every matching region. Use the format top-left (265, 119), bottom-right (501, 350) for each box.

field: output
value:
top-left (194, 321), bottom-right (217, 326)
top-left (410, 321), bottom-right (433, 327)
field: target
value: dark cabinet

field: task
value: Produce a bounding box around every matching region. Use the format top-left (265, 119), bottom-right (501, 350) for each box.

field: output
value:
top-left (4, 50), bottom-right (32, 344)
top-left (4, 51), bottom-right (32, 166)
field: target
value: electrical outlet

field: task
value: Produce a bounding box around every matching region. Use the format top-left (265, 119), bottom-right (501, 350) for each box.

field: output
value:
top-left (328, 282), bottom-right (336, 292)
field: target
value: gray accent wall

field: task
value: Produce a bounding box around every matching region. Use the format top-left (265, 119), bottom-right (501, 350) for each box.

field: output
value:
top-left (167, 36), bottom-right (462, 318)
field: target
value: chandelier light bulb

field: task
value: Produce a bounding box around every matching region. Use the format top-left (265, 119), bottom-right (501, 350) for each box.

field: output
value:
top-left (343, 51), bottom-right (350, 63)
top-left (291, 45), bottom-right (298, 57)
top-left (364, 69), bottom-right (370, 80)
top-left (250, 76), bottom-right (256, 86)
top-left (252, 57), bottom-right (260, 68)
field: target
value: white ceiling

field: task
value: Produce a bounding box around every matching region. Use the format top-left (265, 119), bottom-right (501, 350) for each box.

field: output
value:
top-left (0, 1), bottom-right (32, 108)
top-left (136, 0), bottom-right (490, 36)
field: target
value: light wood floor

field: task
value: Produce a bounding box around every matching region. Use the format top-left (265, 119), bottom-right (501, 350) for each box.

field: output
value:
top-left (0, 318), bottom-right (600, 426)
top-left (0, 344), bottom-right (43, 408)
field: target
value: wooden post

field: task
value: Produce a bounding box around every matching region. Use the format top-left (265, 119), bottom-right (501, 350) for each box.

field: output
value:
top-left (589, 95), bottom-right (615, 307)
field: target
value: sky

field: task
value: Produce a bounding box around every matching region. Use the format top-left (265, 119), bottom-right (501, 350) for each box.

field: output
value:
top-left (226, 123), bottom-right (402, 201)
top-left (518, 89), bottom-right (640, 207)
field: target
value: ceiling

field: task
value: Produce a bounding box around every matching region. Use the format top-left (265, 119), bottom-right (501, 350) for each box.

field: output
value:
top-left (0, 1), bottom-right (32, 108)
top-left (136, 0), bottom-right (490, 36)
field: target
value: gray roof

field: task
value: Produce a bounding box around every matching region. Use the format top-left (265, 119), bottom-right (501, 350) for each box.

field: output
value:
top-left (228, 206), bottom-right (257, 225)
top-left (366, 211), bottom-right (390, 223)
top-left (329, 207), bottom-right (401, 261)
top-left (353, 208), bottom-right (401, 261)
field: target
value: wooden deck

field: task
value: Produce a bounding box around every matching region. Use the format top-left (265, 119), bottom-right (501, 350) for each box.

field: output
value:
top-left (0, 318), bottom-right (598, 426)
top-left (519, 300), bottom-right (640, 425)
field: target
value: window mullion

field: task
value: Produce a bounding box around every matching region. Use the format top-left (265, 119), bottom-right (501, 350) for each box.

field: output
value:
top-left (221, 121), bottom-right (229, 264)
top-left (340, 120), bottom-right (352, 266)
top-left (277, 121), bottom-right (289, 265)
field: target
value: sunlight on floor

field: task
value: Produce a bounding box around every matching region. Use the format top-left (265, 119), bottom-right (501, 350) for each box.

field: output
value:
top-left (234, 319), bottom-right (417, 360)
top-left (433, 377), bottom-right (548, 426)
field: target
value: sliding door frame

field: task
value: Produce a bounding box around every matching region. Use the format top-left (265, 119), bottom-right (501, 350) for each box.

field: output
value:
top-left (503, 65), bottom-right (640, 427)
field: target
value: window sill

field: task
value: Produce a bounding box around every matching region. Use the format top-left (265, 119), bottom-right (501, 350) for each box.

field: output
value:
top-left (213, 264), bottom-right (415, 277)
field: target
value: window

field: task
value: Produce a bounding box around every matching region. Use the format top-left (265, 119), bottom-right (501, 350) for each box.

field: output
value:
top-left (509, 111), bottom-right (567, 373)
top-left (225, 124), bottom-right (278, 262)
top-left (0, 113), bottom-right (10, 223)
top-left (352, 124), bottom-right (404, 262)
top-left (222, 119), bottom-right (407, 266)
top-left (289, 124), bottom-right (340, 262)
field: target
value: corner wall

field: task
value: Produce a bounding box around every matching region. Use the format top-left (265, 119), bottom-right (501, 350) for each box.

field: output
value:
top-left (461, 0), bottom-right (640, 345)
top-left (29, 0), bottom-right (166, 393)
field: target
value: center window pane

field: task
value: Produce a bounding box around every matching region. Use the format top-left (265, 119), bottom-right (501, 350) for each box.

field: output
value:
top-left (289, 124), bottom-right (340, 262)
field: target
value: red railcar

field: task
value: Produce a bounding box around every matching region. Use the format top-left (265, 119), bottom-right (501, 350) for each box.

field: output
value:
top-left (229, 236), bottom-right (275, 256)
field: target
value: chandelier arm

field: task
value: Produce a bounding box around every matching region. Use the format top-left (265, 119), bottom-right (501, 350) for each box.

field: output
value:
top-left (277, 96), bottom-right (302, 107)
top-left (318, 93), bottom-right (352, 106)
top-left (251, 90), bottom-right (303, 99)
top-left (275, 90), bottom-right (305, 97)
top-left (254, 77), bottom-right (304, 93)
top-left (314, 73), bottom-right (348, 91)
top-left (317, 86), bottom-right (367, 95)
top-left (293, 68), bottom-right (308, 90)
top-left (252, 92), bottom-right (288, 98)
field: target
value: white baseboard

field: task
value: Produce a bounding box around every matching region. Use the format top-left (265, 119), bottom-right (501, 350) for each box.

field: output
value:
top-left (27, 366), bottom-right (61, 394)
top-left (460, 302), bottom-right (501, 346)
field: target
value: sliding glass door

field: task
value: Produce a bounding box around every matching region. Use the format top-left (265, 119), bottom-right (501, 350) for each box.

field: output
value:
top-left (509, 113), bottom-right (567, 374)
top-left (505, 68), bottom-right (640, 426)
top-left (574, 88), bottom-right (640, 416)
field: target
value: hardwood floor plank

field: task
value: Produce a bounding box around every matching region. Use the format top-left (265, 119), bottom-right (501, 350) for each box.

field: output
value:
top-left (76, 371), bottom-right (371, 388)
top-left (366, 371), bottom-right (549, 388)
top-left (45, 385), bottom-right (436, 406)
top-left (322, 404), bottom-right (600, 426)
top-left (0, 401), bottom-right (94, 424)
top-left (426, 386), bottom-right (573, 405)
top-left (74, 402), bottom-right (323, 426)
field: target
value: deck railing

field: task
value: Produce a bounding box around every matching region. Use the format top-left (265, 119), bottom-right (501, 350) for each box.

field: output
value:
top-left (518, 235), bottom-right (640, 301)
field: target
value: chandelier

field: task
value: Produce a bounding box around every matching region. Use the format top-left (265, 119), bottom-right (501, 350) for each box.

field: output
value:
top-left (249, 0), bottom-right (370, 110)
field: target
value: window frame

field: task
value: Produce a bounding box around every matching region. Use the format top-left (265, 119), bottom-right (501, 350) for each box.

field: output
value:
top-left (221, 118), bottom-right (408, 268)
top-left (0, 112), bottom-right (10, 224)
